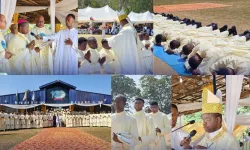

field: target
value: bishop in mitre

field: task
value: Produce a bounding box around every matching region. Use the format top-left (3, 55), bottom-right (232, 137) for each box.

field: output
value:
top-left (106, 10), bottom-right (143, 74)
top-left (111, 95), bottom-right (139, 150)
top-left (8, 19), bottom-right (40, 74)
top-left (181, 88), bottom-right (240, 149)
top-left (28, 15), bottom-right (55, 75)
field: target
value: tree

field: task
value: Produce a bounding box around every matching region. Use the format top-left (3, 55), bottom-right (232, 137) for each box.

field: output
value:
top-left (139, 76), bottom-right (172, 114)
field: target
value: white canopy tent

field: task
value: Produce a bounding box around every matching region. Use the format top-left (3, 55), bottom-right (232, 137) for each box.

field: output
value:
top-left (128, 11), bottom-right (153, 23)
top-left (78, 5), bottom-right (118, 23)
top-left (0, 0), bottom-right (78, 32)
top-left (0, 103), bottom-right (111, 109)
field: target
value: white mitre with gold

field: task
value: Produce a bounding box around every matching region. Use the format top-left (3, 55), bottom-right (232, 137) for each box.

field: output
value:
top-left (202, 88), bottom-right (223, 114)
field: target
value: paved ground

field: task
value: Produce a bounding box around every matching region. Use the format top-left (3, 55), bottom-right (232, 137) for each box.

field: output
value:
top-left (0, 127), bottom-right (111, 150)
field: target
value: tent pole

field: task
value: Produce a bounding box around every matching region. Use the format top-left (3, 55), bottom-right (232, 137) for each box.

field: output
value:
top-left (213, 75), bottom-right (216, 94)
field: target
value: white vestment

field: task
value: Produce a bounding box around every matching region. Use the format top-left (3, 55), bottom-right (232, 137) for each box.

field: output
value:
top-left (7, 32), bottom-right (40, 74)
top-left (4, 32), bottom-right (16, 46)
top-left (29, 26), bottom-right (55, 74)
top-left (99, 48), bottom-right (120, 74)
top-left (133, 110), bottom-right (156, 150)
top-left (210, 55), bottom-right (250, 75)
top-left (111, 111), bottom-right (139, 150)
top-left (0, 32), bottom-right (11, 73)
top-left (43, 28), bottom-right (78, 75)
top-left (78, 48), bottom-right (101, 74)
top-left (197, 127), bottom-right (240, 150)
top-left (107, 24), bottom-right (142, 74)
top-left (149, 111), bottom-right (170, 150)
top-left (171, 126), bottom-right (189, 150)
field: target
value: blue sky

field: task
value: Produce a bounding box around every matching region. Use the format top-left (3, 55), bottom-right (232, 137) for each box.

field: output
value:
top-left (0, 75), bottom-right (111, 95)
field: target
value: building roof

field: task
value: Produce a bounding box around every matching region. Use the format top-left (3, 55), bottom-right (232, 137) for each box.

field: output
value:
top-left (39, 80), bottom-right (76, 89)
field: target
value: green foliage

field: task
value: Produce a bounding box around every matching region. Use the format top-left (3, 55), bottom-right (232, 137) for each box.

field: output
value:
top-left (184, 111), bottom-right (203, 123)
top-left (78, 0), bottom-right (153, 13)
top-left (139, 75), bottom-right (172, 114)
top-left (237, 106), bottom-right (250, 115)
top-left (111, 75), bottom-right (141, 100)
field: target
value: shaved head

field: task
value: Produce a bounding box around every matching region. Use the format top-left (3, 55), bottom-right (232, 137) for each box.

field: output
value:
top-left (182, 44), bottom-right (194, 55)
top-left (189, 54), bottom-right (202, 70)
top-left (0, 14), bottom-right (6, 30)
top-left (10, 24), bottom-right (18, 34)
top-left (170, 40), bottom-right (180, 49)
top-left (87, 37), bottom-right (98, 49)
top-left (35, 15), bottom-right (45, 28)
top-left (217, 68), bottom-right (235, 75)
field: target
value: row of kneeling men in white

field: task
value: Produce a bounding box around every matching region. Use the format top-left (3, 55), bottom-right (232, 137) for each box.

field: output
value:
top-left (154, 14), bottom-right (250, 75)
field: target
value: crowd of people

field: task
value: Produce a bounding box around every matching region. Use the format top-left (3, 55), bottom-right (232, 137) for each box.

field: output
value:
top-left (0, 13), bottom-right (78, 75)
top-left (154, 13), bottom-right (250, 75)
top-left (112, 95), bottom-right (170, 150)
top-left (77, 10), bottom-right (153, 75)
top-left (77, 31), bottom-right (153, 74)
top-left (0, 109), bottom-right (111, 131)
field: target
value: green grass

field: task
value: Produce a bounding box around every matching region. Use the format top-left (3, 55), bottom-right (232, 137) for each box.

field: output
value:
top-left (0, 129), bottom-right (42, 150)
top-left (154, 0), bottom-right (250, 33)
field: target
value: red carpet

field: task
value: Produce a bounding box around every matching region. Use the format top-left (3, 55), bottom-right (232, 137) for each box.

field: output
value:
top-left (12, 128), bottom-right (111, 150)
top-left (154, 3), bottom-right (231, 13)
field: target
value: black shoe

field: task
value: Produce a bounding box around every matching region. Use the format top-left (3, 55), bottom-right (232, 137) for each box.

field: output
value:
top-left (219, 25), bottom-right (228, 32)
top-left (239, 30), bottom-right (249, 36)
top-left (196, 22), bottom-right (202, 28)
top-left (228, 26), bottom-right (237, 36)
top-left (161, 13), bottom-right (167, 17)
top-left (231, 26), bottom-right (237, 35)
top-left (245, 33), bottom-right (250, 41)
top-left (212, 24), bottom-right (218, 30)
top-left (191, 20), bottom-right (196, 25)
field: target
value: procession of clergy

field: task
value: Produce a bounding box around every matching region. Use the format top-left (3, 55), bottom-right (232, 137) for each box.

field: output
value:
top-left (78, 10), bottom-right (153, 75)
top-left (0, 10), bottom-right (153, 75)
top-left (112, 95), bottom-right (171, 150)
top-left (0, 109), bottom-right (111, 131)
top-left (154, 13), bottom-right (250, 75)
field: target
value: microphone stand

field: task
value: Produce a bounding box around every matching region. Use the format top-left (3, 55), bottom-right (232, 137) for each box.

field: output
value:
top-left (172, 123), bottom-right (190, 132)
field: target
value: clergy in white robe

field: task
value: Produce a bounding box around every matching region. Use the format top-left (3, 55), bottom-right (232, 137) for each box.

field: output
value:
top-left (148, 101), bottom-right (170, 150)
top-left (0, 111), bottom-right (4, 131)
top-left (181, 89), bottom-right (240, 150)
top-left (78, 37), bottom-right (102, 74)
top-left (171, 104), bottom-right (189, 150)
top-left (20, 113), bottom-right (25, 129)
top-left (4, 112), bottom-right (10, 130)
top-left (106, 11), bottom-right (142, 74)
top-left (0, 15), bottom-right (12, 74)
top-left (7, 20), bottom-right (40, 75)
top-left (78, 37), bottom-right (87, 66)
top-left (112, 95), bottom-right (139, 150)
top-left (10, 113), bottom-right (15, 130)
top-left (4, 24), bottom-right (18, 46)
top-left (210, 55), bottom-right (250, 75)
top-left (133, 98), bottom-right (156, 150)
top-left (25, 114), bottom-right (31, 128)
top-left (28, 15), bottom-right (55, 75)
top-left (37, 14), bottom-right (78, 75)
top-left (141, 40), bottom-right (153, 74)
top-left (99, 39), bottom-right (120, 74)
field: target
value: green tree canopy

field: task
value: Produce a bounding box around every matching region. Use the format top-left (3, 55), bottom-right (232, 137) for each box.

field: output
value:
top-left (78, 0), bottom-right (153, 13)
